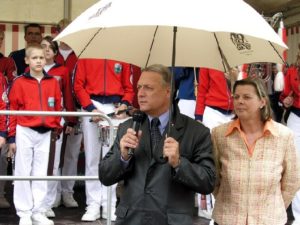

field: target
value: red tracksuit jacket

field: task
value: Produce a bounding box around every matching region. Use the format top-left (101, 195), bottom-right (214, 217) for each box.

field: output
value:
top-left (25, 64), bottom-right (77, 125)
top-left (0, 72), bottom-right (7, 137)
top-left (55, 50), bottom-right (78, 75)
top-left (195, 68), bottom-right (233, 120)
top-left (280, 66), bottom-right (300, 109)
top-left (0, 53), bottom-right (17, 84)
top-left (74, 59), bottom-right (134, 111)
top-left (8, 72), bottom-right (62, 141)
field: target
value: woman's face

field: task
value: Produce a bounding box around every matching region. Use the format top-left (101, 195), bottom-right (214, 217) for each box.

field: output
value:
top-left (233, 84), bottom-right (265, 121)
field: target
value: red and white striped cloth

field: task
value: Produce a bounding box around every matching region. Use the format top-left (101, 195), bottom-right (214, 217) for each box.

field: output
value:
top-left (0, 23), bottom-right (56, 56)
top-left (286, 24), bottom-right (300, 65)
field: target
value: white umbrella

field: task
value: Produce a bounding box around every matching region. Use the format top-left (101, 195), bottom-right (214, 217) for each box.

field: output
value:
top-left (55, 0), bottom-right (288, 134)
top-left (55, 0), bottom-right (287, 72)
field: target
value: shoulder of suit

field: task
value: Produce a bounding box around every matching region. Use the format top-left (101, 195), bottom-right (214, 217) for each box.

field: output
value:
top-left (9, 49), bottom-right (25, 57)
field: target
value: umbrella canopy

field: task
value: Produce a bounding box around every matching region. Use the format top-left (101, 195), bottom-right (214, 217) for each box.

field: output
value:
top-left (55, 0), bottom-right (287, 72)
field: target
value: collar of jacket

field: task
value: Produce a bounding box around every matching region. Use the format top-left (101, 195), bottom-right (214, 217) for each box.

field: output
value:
top-left (23, 70), bottom-right (53, 79)
top-left (52, 62), bottom-right (63, 68)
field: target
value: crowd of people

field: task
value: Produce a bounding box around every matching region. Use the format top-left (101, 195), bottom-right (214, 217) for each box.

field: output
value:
top-left (0, 19), bottom-right (299, 225)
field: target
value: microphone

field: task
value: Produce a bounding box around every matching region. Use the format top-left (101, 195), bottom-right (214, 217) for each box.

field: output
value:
top-left (128, 110), bottom-right (145, 156)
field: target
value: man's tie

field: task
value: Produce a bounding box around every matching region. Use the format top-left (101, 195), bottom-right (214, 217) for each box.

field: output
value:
top-left (150, 118), bottom-right (162, 154)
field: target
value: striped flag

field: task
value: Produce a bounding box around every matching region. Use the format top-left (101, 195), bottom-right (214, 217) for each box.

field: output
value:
top-left (286, 25), bottom-right (300, 65)
top-left (0, 23), bottom-right (56, 56)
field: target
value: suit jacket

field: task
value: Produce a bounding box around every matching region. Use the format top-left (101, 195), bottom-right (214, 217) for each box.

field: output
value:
top-left (99, 107), bottom-right (216, 225)
top-left (211, 120), bottom-right (300, 225)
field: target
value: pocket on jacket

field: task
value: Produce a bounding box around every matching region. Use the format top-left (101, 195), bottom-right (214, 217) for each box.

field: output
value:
top-left (167, 212), bottom-right (193, 225)
top-left (115, 205), bottom-right (128, 219)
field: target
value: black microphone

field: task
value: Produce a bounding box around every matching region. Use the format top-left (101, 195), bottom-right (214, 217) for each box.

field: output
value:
top-left (128, 110), bottom-right (145, 156)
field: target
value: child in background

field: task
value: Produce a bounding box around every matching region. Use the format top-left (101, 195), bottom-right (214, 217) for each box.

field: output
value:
top-left (0, 71), bottom-right (9, 208)
top-left (40, 35), bottom-right (77, 218)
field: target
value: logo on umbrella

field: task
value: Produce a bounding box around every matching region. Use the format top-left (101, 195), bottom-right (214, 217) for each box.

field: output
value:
top-left (89, 2), bottom-right (112, 20)
top-left (230, 33), bottom-right (251, 51)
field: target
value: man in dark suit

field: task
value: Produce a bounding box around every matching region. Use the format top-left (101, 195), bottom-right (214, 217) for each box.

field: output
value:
top-left (9, 23), bottom-right (42, 75)
top-left (99, 64), bottom-right (215, 225)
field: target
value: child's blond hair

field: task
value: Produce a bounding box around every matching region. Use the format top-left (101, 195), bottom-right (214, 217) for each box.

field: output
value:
top-left (25, 43), bottom-right (43, 57)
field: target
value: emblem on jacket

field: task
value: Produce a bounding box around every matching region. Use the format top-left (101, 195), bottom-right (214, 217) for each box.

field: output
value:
top-left (48, 97), bottom-right (55, 107)
top-left (230, 33), bottom-right (251, 51)
top-left (114, 63), bottom-right (122, 74)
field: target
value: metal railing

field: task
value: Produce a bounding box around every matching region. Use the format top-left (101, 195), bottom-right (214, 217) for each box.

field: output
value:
top-left (0, 110), bottom-right (116, 225)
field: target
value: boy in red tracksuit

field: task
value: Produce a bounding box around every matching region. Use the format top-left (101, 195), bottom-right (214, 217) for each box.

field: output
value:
top-left (73, 58), bottom-right (134, 222)
top-left (0, 71), bottom-right (9, 208)
top-left (8, 44), bottom-right (61, 225)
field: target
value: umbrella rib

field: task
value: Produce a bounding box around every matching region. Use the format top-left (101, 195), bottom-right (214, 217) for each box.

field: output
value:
top-left (77, 28), bottom-right (103, 58)
top-left (145, 26), bottom-right (159, 68)
top-left (213, 33), bottom-right (230, 73)
top-left (268, 41), bottom-right (286, 65)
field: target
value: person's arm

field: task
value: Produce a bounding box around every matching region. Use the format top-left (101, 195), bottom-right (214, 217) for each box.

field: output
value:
top-left (171, 123), bottom-right (216, 194)
top-left (5, 57), bottom-right (17, 84)
top-left (54, 78), bottom-right (63, 128)
top-left (7, 79), bottom-right (19, 143)
top-left (7, 78), bottom-right (19, 156)
top-left (120, 62), bottom-right (134, 106)
top-left (0, 73), bottom-right (7, 141)
top-left (281, 131), bottom-right (300, 208)
top-left (195, 68), bottom-right (209, 121)
top-left (73, 60), bottom-right (96, 111)
top-left (61, 66), bottom-right (77, 127)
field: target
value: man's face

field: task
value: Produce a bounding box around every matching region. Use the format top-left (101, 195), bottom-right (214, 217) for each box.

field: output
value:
top-left (137, 71), bottom-right (170, 117)
top-left (24, 27), bottom-right (42, 45)
top-left (0, 33), bottom-right (4, 48)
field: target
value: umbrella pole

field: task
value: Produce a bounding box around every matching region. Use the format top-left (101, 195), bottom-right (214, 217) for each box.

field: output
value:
top-left (168, 26), bottom-right (177, 135)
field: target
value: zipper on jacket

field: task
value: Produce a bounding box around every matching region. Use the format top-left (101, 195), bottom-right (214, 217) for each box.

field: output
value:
top-left (38, 79), bottom-right (46, 125)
